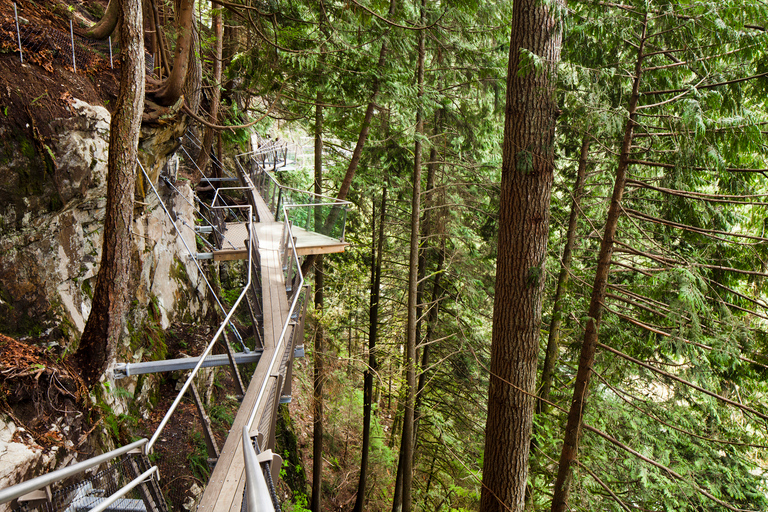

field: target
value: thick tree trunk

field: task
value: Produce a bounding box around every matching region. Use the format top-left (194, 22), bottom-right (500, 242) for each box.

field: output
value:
top-left (142, 0), bottom-right (155, 56)
top-left (478, 1), bottom-right (564, 511)
top-left (152, 0), bottom-right (195, 106)
top-left (86, 0), bottom-right (119, 39)
top-left (354, 187), bottom-right (387, 512)
top-left (550, 16), bottom-right (648, 512)
top-left (182, 18), bottom-right (201, 113)
top-left (310, 98), bottom-right (324, 512)
top-left (537, 135), bottom-right (591, 414)
top-left (396, 2), bottom-right (425, 510)
top-left (72, 0), bottom-right (145, 386)
top-left (195, 3), bottom-right (223, 176)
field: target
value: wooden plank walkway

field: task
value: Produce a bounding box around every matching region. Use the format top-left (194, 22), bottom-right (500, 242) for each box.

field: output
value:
top-left (197, 195), bottom-right (291, 512)
top-left (214, 222), bottom-right (348, 259)
top-left (292, 226), bottom-right (349, 256)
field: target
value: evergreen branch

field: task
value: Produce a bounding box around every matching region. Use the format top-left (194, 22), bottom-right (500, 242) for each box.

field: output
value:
top-left (644, 71), bottom-right (768, 95)
top-left (182, 90), bottom-right (282, 131)
top-left (626, 179), bottom-right (768, 205)
top-left (347, 0), bottom-right (446, 31)
top-left (642, 44), bottom-right (758, 72)
top-left (573, 459), bottom-right (632, 512)
top-left (596, 342), bottom-right (768, 421)
top-left (637, 76), bottom-right (706, 109)
top-left (593, 370), bottom-right (768, 449)
top-left (707, 279), bottom-right (768, 311)
top-left (583, 425), bottom-right (761, 512)
top-left (602, 301), bottom-right (768, 369)
top-left (624, 208), bottom-right (768, 242)
top-left (627, 158), bottom-right (768, 173)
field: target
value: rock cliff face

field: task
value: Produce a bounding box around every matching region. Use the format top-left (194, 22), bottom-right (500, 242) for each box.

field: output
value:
top-left (0, 96), bottom-right (209, 489)
top-left (0, 97), bottom-right (207, 342)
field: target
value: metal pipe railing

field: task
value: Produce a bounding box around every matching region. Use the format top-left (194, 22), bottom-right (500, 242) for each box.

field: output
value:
top-left (0, 438), bottom-right (148, 505)
top-left (242, 427), bottom-right (274, 512)
top-left (88, 466), bottom-right (158, 512)
top-left (146, 201), bottom-right (255, 453)
top-left (246, 207), bottom-right (305, 431)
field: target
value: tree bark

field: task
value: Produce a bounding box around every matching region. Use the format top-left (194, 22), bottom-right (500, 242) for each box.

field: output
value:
top-left (395, 2), bottom-right (425, 510)
top-left (537, 135), bottom-right (590, 414)
top-left (72, 0), bottom-right (145, 386)
top-left (479, 1), bottom-right (564, 510)
top-left (354, 187), bottom-right (387, 512)
top-left (86, 0), bottom-right (119, 39)
top-left (550, 14), bottom-right (648, 512)
top-left (151, 0), bottom-right (195, 106)
top-left (195, 3), bottom-right (223, 176)
top-left (310, 97), bottom-right (324, 512)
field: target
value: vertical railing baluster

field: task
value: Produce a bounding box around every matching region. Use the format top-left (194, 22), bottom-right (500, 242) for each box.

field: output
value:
top-left (13, 3), bottom-right (22, 64)
top-left (70, 20), bottom-right (76, 72)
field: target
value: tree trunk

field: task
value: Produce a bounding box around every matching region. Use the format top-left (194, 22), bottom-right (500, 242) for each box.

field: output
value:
top-left (413, 112), bottom-right (442, 450)
top-left (195, 2), bottom-right (223, 176)
top-left (142, 0), bottom-right (155, 56)
top-left (550, 15), bottom-right (648, 512)
top-left (72, 0), bottom-right (145, 386)
top-left (537, 135), bottom-right (591, 414)
top-left (310, 98), bottom-right (324, 512)
top-left (354, 187), bottom-right (387, 512)
top-left (479, 1), bottom-right (564, 510)
top-left (182, 17), bottom-right (202, 113)
top-left (152, 0), bottom-right (195, 106)
top-left (413, 239), bottom-right (444, 445)
top-left (86, 0), bottom-right (119, 39)
top-left (395, 2), bottom-right (425, 510)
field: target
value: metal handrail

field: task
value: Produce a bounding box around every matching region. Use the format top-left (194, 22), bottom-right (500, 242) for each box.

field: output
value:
top-left (88, 466), bottom-right (158, 512)
top-left (242, 427), bottom-right (273, 512)
top-left (262, 175), bottom-right (352, 207)
top-left (0, 438), bottom-right (148, 505)
top-left (246, 207), bottom-right (304, 431)
top-left (0, 139), bottom-right (315, 512)
top-left (146, 201), bottom-right (255, 453)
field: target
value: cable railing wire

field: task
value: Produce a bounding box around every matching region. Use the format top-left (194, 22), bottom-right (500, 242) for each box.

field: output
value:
top-left (5, 3), bottom-right (116, 71)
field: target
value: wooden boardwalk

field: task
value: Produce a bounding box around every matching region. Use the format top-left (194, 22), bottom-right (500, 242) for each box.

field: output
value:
top-left (212, 222), bottom-right (348, 261)
top-left (197, 195), bottom-right (292, 512)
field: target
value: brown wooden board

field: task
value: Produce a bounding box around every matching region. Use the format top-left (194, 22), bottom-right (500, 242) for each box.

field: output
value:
top-left (198, 198), bottom-right (291, 512)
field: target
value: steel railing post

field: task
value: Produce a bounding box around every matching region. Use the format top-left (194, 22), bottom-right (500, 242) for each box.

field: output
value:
top-left (70, 20), bottom-right (76, 72)
top-left (13, 3), bottom-right (22, 63)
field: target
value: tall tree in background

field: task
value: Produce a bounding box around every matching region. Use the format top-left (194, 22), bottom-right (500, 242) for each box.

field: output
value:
top-left (354, 187), bottom-right (387, 512)
top-left (393, 1), bottom-right (426, 510)
top-left (479, 0), bottom-right (564, 510)
top-left (311, 96), bottom-right (325, 512)
top-left (195, 1), bottom-right (224, 175)
top-left (72, 0), bottom-right (145, 385)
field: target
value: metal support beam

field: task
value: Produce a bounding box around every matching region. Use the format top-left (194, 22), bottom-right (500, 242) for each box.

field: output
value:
top-left (189, 382), bottom-right (220, 461)
top-left (113, 351), bottom-right (263, 379)
top-left (221, 331), bottom-right (246, 398)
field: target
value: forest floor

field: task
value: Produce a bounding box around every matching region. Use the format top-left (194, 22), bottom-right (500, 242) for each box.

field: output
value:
top-left (0, 0), bottom-right (118, 141)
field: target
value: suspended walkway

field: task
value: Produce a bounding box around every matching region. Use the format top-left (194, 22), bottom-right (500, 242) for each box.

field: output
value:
top-left (0, 134), bottom-right (351, 512)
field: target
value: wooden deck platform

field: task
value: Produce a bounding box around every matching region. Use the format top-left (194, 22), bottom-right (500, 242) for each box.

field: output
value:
top-left (213, 222), bottom-right (348, 261)
top-left (198, 197), bottom-right (292, 512)
top-left (292, 226), bottom-right (349, 256)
